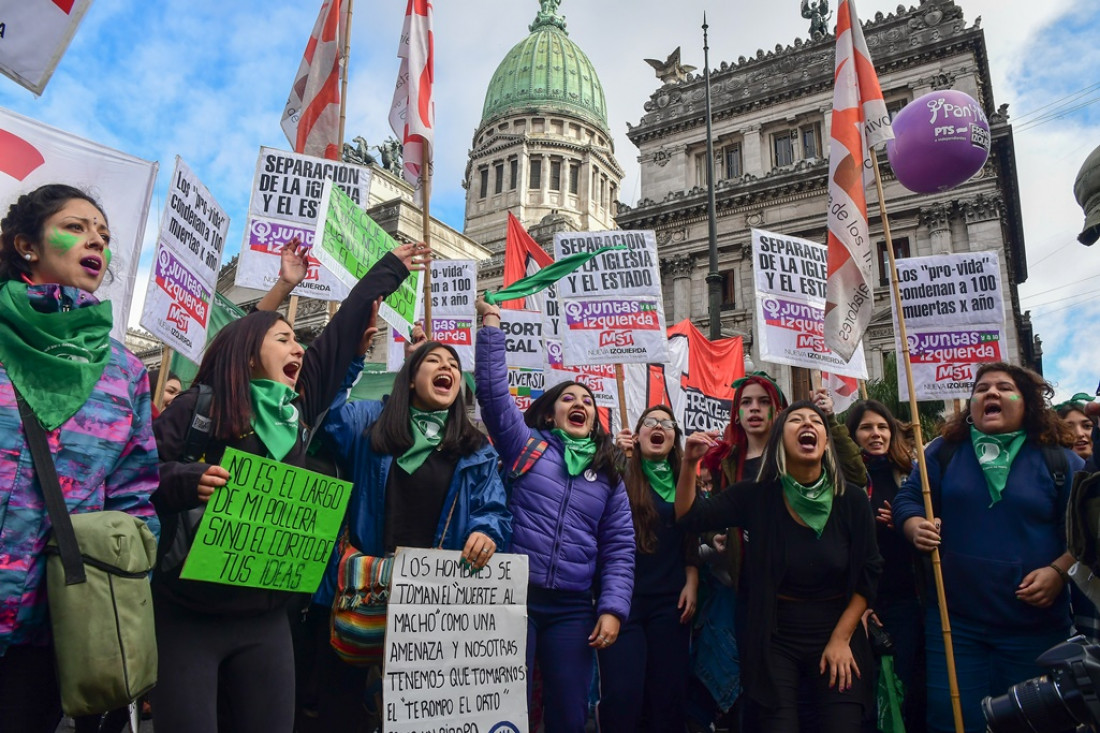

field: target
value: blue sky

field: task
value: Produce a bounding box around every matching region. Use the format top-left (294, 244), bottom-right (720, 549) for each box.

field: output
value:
top-left (1, 0), bottom-right (1096, 399)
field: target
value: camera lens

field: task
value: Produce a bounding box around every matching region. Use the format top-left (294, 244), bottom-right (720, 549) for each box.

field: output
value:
top-left (982, 677), bottom-right (1080, 733)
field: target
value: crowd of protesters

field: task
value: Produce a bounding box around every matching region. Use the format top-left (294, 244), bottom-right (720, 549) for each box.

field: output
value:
top-left (1, 183), bottom-right (1098, 733)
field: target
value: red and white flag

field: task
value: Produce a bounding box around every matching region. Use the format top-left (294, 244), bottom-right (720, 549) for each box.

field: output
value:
top-left (0, 0), bottom-right (94, 95)
top-left (280, 0), bottom-right (346, 160)
top-left (389, 0), bottom-right (434, 201)
top-left (823, 371), bottom-right (861, 414)
top-left (501, 212), bottom-right (552, 310)
top-left (823, 0), bottom-right (893, 361)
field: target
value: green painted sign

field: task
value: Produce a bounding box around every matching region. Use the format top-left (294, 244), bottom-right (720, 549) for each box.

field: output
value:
top-left (313, 181), bottom-right (421, 334)
top-left (179, 448), bottom-right (352, 592)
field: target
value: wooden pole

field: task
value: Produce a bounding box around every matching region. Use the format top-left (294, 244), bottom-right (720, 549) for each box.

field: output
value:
top-left (421, 161), bottom-right (433, 339)
top-left (614, 364), bottom-right (630, 440)
top-left (154, 345), bottom-right (172, 412)
top-left (859, 379), bottom-right (869, 400)
top-left (285, 295), bottom-right (299, 328)
top-left (872, 152), bottom-right (965, 733)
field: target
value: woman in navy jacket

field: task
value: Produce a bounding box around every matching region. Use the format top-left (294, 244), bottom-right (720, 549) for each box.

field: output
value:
top-left (892, 362), bottom-right (1082, 733)
top-left (475, 296), bottom-right (634, 733)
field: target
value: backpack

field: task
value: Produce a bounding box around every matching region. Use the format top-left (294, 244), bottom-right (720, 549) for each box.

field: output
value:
top-left (932, 438), bottom-right (1069, 513)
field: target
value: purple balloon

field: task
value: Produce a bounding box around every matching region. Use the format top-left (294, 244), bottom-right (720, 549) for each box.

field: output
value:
top-left (886, 90), bottom-right (991, 193)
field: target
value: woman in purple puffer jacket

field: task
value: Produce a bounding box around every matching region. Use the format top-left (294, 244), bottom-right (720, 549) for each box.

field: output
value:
top-left (475, 297), bottom-right (635, 733)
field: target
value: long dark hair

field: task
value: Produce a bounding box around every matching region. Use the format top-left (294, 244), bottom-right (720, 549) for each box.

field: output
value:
top-left (369, 341), bottom-right (484, 458)
top-left (941, 361), bottom-right (1071, 446)
top-left (192, 310), bottom-right (287, 441)
top-left (758, 401), bottom-right (843, 494)
top-left (625, 405), bottom-right (683, 553)
top-left (845, 399), bottom-right (913, 474)
top-left (0, 184), bottom-right (107, 282)
top-left (524, 380), bottom-right (620, 485)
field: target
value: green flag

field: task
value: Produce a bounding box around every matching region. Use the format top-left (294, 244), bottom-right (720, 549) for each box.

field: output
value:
top-left (483, 245), bottom-right (628, 305)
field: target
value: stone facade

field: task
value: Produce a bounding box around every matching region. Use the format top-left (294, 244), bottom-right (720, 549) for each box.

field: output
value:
top-left (615, 0), bottom-right (1037, 386)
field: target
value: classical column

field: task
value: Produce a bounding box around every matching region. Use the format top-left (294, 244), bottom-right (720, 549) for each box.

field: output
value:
top-left (741, 124), bottom-right (763, 177)
top-left (960, 193), bottom-right (1004, 254)
top-left (919, 202), bottom-right (954, 254)
top-left (662, 254), bottom-right (695, 321)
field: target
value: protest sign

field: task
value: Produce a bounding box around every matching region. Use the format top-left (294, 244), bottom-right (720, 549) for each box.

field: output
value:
top-left (312, 180), bottom-right (422, 334)
top-left (751, 228), bottom-right (867, 378)
top-left (387, 260), bottom-right (477, 370)
top-left (551, 230), bottom-right (668, 365)
top-left (499, 309), bottom-right (545, 370)
top-left (180, 448), bottom-right (352, 593)
top-left (545, 340), bottom-right (620, 431)
top-left (890, 251), bottom-right (1006, 400)
top-left (140, 158), bottom-right (229, 363)
top-left (235, 147), bottom-right (372, 300)
top-left (0, 0), bottom-right (93, 95)
top-left (385, 548), bottom-right (529, 733)
top-left (0, 107), bottom-right (157, 342)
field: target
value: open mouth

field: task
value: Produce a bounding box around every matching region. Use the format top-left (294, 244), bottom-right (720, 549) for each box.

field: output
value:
top-left (567, 408), bottom-right (588, 427)
top-left (283, 362), bottom-right (301, 381)
top-left (983, 402), bottom-right (1002, 417)
top-left (650, 432), bottom-right (666, 446)
top-left (432, 373), bottom-right (454, 391)
top-left (79, 256), bottom-right (103, 274)
top-left (797, 429), bottom-right (819, 450)
top-left (866, 439), bottom-right (884, 451)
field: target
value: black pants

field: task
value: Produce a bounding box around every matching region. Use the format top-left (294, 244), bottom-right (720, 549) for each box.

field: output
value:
top-left (0, 643), bottom-right (61, 733)
top-left (149, 597), bottom-right (295, 733)
top-left (311, 605), bottom-right (379, 733)
top-left (758, 598), bottom-right (868, 733)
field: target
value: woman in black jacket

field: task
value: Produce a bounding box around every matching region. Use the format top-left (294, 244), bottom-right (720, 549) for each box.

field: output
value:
top-left (150, 241), bottom-right (425, 733)
top-left (676, 401), bottom-right (882, 733)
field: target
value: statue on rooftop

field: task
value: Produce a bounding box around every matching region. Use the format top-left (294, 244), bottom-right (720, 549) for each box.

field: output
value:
top-left (645, 47), bottom-right (697, 85)
top-left (801, 0), bottom-right (832, 41)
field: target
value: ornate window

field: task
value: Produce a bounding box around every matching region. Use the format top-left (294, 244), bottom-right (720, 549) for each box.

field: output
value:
top-left (876, 237), bottom-right (911, 285)
top-left (494, 163), bottom-right (504, 195)
top-left (529, 159), bottom-right (542, 189)
top-left (479, 167), bottom-right (489, 198)
top-left (509, 159), bottom-right (518, 190)
top-left (550, 160), bottom-right (562, 191)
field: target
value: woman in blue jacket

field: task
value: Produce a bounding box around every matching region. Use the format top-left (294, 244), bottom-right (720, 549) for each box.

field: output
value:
top-left (893, 362), bottom-right (1082, 733)
top-left (312, 337), bottom-right (511, 731)
top-left (475, 296), bottom-right (635, 733)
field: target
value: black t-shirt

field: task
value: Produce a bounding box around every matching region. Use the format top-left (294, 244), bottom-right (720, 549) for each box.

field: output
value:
top-left (634, 487), bottom-right (690, 597)
top-left (866, 459), bottom-right (918, 601)
top-left (383, 450), bottom-right (456, 553)
top-left (776, 507), bottom-right (849, 599)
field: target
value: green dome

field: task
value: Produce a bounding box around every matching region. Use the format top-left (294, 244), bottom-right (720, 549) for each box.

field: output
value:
top-left (480, 2), bottom-right (609, 133)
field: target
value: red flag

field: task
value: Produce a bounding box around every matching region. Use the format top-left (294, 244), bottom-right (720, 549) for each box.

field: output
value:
top-left (823, 0), bottom-right (893, 361)
top-left (280, 0), bottom-right (346, 160)
top-left (501, 212), bottom-right (553, 310)
top-left (823, 371), bottom-right (861, 413)
top-left (390, 0), bottom-right (434, 201)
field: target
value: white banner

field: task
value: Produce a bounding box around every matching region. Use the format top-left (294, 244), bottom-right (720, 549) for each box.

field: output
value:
top-left (139, 158), bottom-right (228, 363)
top-left (235, 147), bottom-right (372, 301)
top-left (0, 107), bottom-right (157, 342)
top-left (387, 260), bottom-right (478, 371)
top-left (550, 230), bottom-right (668, 366)
top-left (891, 251), bottom-right (1006, 400)
top-left (499, 309), bottom-right (545, 370)
top-left (752, 228), bottom-right (867, 378)
top-left (0, 0), bottom-right (93, 95)
top-left (385, 548), bottom-right (528, 733)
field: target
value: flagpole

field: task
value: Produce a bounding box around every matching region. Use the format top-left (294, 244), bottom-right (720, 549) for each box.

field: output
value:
top-left (614, 364), bottom-right (630, 441)
top-left (154, 345), bottom-right (172, 412)
top-left (872, 152), bottom-right (965, 733)
top-left (421, 163), bottom-right (433, 340)
top-left (337, 0), bottom-right (354, 154)
top-left (701, 14), bottom-right (722, 341)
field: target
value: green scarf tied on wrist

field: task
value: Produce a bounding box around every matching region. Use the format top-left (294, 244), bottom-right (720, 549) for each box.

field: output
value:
top-left (552, 428), bottom-right (597, 477)
top-left (642, 458), bottom-right (676, 502)
top-left (249, 379), bottom-right (300, 461)
top-left (970, 426), bottom-right (1027, 506)
top-left (781, 471), bottom-right (834, 538)
top-left (0, 281), bottom-right (112, 430)
top-left (398, 407), bottom-right (449, 474)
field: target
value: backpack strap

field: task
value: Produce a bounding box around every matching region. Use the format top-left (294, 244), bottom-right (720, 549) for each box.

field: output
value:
top-left (1040, 443), bottom-right (1070, 494)
top-left (181, 384), bottom-right (214, 464)
top-left (508, 436), bottom-right (549, 483)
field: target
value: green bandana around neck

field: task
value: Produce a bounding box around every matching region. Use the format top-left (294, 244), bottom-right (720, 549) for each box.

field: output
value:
top-left (969, 426), bottom-right (1027, 506)
top-left (642, 458), bottom-right (676, 502)
top-left (397, 407), bottom-right (449, 474)
top-left (552, 428), bottom-right (597, 477)
top-left (0, 281), bottom-right (112, 429)
top-left (781, 471), bottom-right (834, 538)
top-left (249, 379), bottom-right (300, 461)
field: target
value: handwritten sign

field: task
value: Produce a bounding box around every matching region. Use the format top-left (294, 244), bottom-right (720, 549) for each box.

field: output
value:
top-left (312, 179), bottom-right (422, 335)
top-left (891, 252), bottom-right (1007, 400)
top-left (235, 147), bottom-right (373, 300)
top-left (385, 548), bottom-right (529, 733)
top-left (179, 448), bottom-right (352, 593)
top-left (751, 228), bottom-right (868, 378)
top-left (550, 230), bottom-right (668, 365)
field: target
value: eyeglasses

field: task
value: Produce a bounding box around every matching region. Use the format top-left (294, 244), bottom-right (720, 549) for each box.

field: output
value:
top-left (642, 417), bottom-right (677, 430)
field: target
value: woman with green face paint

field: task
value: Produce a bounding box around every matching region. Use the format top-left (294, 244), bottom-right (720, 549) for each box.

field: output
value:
top-left (892, 362), bottom-right (1081, 732)
top-left (0, 184), bottom-right (160, 731)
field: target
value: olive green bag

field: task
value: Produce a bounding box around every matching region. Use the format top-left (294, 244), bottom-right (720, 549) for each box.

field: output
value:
top-left (19, 394), bottom-right (158, 716)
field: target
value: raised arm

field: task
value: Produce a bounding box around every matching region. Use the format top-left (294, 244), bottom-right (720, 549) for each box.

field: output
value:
top-left (473, 297), bottom-right (531, 465)
top-left (255, 239), bottom-right (309, 312)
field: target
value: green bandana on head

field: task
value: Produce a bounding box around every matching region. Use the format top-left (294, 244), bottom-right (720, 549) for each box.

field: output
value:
top-left (781, 471), bottom-right (834, 538)
top-left (0, 281), bottom-right (112, 429)
top-left (249, 379), bottom-right (300, 461)
top-left (970, 426), bottom-right (1027, 506)
top-left (642, 458), bottom-right (676, 502)
top-left (552, 428), bottom-right (597, 477)
top-left (397, 407), bottom-right (449, 474)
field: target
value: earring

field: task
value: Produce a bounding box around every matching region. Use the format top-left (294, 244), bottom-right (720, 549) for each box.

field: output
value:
top-left (965, 414), bottom-right (974, 425)
top-left (23, 253), bottom-right (32, 261)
